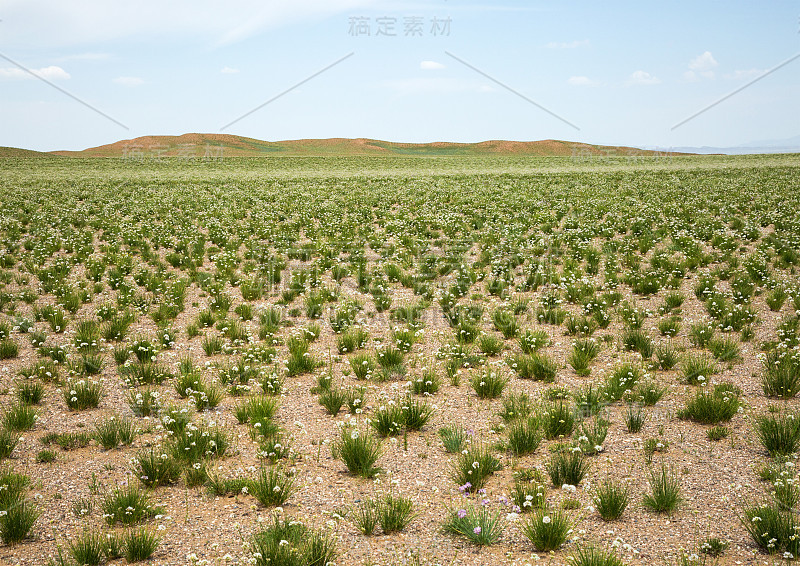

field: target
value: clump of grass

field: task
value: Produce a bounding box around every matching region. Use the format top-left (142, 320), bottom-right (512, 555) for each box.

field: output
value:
top-left (511, 471), bottom-right (547, 511)
top-left (541, 400), bottom-right (575, 440)
top-left (470, 369), bottom-right (508, 399)
top-left (574, 416), bottom-right (609, 456)
top-left (2, 403), bottom-right (38, 431)
top-left (678, 383), bottom-right (741, 425)
top-left (635, 378), bottom-right (668, 406)
top-left (547, 450), bottom-right (589, 486)
top-left (16, 381), bottom-right (45, 405)
top-left (93, 415), bottom-right (136, 450)
top-left (707, 425), bottom-right (729, 441)
top-left (741, 501), bottom-right (799, 557)
top-left (708, 336), bottom-right (741, 362)
top-left (68, 530), bottom-right (104, 566)
top-left (438, 424), bottom-right (468, 453)
top-left (624, 404), bottom-right (646, 433)
top-left (134, 448), bottom-right (181, 487)
top-left (0, 429), bottom-right (19, 460)
top-left (568, 338), bottom-right (601, 376)
top-left (521, 508), bottom-right (572, 551)
top-left (508, 353), bottom-right (558, 382)
top-left (568, 545), bottom-right (627, 566)
top-left (622, 328), bottom-right (653, 358)
top-left (350, 353), bottom-right (376, 380)
top-left (101, 485), bottom-right (163, 526)
top-left (375, 494), bottom-right (416, 534)
top-left (755, 411), bottom-right (800, 457)
top-left (498, 392), bottom-right (533, 422)
top-left (331, 428), bottom-right (382, 478)
top-left (689, 322), bottom-right (715, 347)
top-left (0, 497), bottom-right (40, 545)
top-left (761, 362), bottom-right (800, 399)
top-left (337, 327), bottom-right (369, 354)
top-left (642, 465), bottom-right (682, 514)
top-left (507, 416), bottom-right (542, 456)
top-left (122, 527), bottom-right (160, 562)
top-left (654, 343), bottom-right (679, 370)
top-left (681, 354), bottom-right (718, 386)
top-left (604, 363), bottom-right (642, 403)
top-left (63, 378), bottom-right (104, 410)
top-left (449, 443), bottom-right (502, 492)
top-left (657, 317), bottom-right (681, 337)
top-left (519, 329), bottom-right (549, 354)
top-left (247, 465), bottom-right (297, 507)
top-left (443, 503), bottom-right (506, 546)
top-left (249, 516), bottom-right (338, 566)
top-left (411, 367), bottom-right (441, 396)
top-left (478, 334), bottom-right (505, 356)
top-left (593, 479), bottom-right (630, 521)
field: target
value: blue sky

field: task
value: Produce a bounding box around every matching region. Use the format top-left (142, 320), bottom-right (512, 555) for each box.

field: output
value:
top-left (1, 0), bottom-right (798, 152)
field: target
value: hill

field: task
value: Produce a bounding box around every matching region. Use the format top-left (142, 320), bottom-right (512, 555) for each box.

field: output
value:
top-left (49, 133), bottom-right (681, 158)
top-left (0, 146), bottom-right (61, 158)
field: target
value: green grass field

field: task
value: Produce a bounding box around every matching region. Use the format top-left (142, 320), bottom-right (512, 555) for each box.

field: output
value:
top-left (0, 153), bottom-right (799, 565)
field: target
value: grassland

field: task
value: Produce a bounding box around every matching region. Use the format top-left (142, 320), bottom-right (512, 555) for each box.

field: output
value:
top-left (0, 153), bottom-right (798, 565)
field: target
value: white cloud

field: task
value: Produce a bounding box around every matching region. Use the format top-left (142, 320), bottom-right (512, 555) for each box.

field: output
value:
top-left (221, 66), bottom-right (240, 74)
top-left (113, 76), bottom-right (144, 86)
top-left (724, 68), bottom-right (764, 80)
top-left (0, 65), bottom-right (70, 80)
top-left (689, 51), bottom-right (718, 71)
top-left (627, 70), bottom-right (660, 85)
top-left (567, 75), bottom-right (598, 86)
top-left (545, 39), bottom-right (590, 49)
top-left (684, 51), bottom-right (717, 80)
top-left (420, 60), bottom-right (445, 71)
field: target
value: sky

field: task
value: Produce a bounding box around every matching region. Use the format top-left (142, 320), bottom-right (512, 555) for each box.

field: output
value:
top-left (0, 0), bottom-right (798, 152)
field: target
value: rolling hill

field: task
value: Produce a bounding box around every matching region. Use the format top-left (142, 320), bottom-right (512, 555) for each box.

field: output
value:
top-left (46, 133), bottom-right (682, 158)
